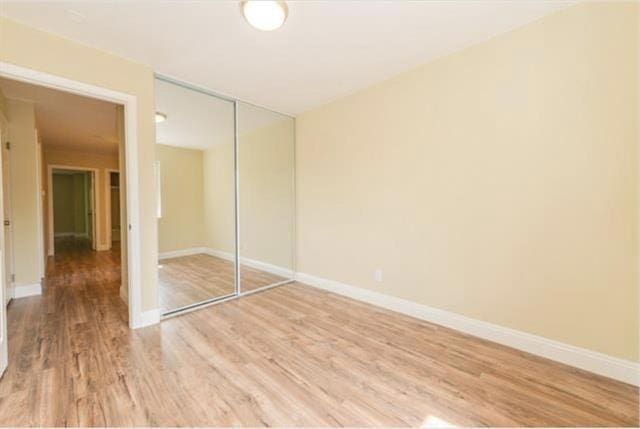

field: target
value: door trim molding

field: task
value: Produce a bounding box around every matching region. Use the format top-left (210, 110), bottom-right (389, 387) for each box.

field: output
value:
top-left (0, 61), bottom-right (145, 329)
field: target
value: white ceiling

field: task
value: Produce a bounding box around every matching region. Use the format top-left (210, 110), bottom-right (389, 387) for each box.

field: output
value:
top-left (0, 1), bottom-right (574, 115)
top-left (0, 77), bottom-right (118, 155)
top-left (156, 78), bottom-right (290, 150)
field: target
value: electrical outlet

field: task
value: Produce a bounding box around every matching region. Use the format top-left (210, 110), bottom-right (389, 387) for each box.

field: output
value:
top-left (374, 269), bottom-right (383, 282)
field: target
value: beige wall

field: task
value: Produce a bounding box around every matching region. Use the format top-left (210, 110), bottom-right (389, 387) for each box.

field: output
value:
top-left (296, 2), bottom-right (639, 361)
top-left (6, 99), bottom-right (40, 287)
top-left (156, 144), bottom-right (205, 253)
top-left (202, 142), bottom-right (236, 255)
top-left (239, 119), bottom-right (295, 268)
top-left (0, 87), bottom-right (7, 118)
top-left (0, 17), bottom-right (158, 311)
top-left (199, 119), bottom-right (295, 270)
top-left (44, 149), bottom-right (119, 253)
top-left (160, 119), bottom-right (295, 272)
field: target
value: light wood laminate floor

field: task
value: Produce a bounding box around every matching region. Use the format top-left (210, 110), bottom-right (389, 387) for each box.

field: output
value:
top-left (159, 253), bottom-right (287, 313)
top-left (0, 240), bottom-right (637, 426)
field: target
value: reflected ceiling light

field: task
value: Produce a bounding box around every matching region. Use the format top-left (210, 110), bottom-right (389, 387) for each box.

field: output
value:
top-left (241, 1), bottom-right (288, 31)
top-left (155, 112), bottom-right (167, 123)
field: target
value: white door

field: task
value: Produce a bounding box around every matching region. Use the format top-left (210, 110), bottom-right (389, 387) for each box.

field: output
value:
top-left (1, 123), bottom-right (13, 305)
top-left (0, 122), bottom-right (10, 376)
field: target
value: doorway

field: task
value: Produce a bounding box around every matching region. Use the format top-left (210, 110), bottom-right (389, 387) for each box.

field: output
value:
top-left (49, 168), bottom-right (97, 253)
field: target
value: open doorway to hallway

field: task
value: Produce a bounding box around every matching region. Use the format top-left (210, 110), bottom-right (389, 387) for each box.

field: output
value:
top-left (0, 75), bottom-right (127, 314)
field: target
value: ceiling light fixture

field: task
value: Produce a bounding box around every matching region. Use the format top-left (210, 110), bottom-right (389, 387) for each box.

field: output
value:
top-left (155, 112), bottom-right (167, 123)
top-left (241, 1), bottom-right (288, 31)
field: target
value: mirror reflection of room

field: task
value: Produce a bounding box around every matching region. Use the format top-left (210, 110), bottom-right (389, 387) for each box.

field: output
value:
top-left (237, 102), bottom-right (294, 293)
top-left (155, 79), bottom-right (236, 314)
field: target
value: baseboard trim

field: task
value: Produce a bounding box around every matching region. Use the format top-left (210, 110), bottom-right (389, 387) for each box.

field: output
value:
top-left (158, 247), bottom-right (206, 260)
top-left (133, 308), bottom-right (160, 329)
top-left (206, 248), bottom-right (294, 279)
top-left (295, 272), bottom-right (640, 386)
top-left (158, 247), bottom-right (294, 279)
top-left (96, 243), bottom-right (111, 251)
top-left (14, 282), bottom-right (42, 298)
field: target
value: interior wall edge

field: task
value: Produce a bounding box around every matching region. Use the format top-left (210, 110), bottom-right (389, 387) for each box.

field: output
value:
top-left (295, 271), bottom-right (640, 387)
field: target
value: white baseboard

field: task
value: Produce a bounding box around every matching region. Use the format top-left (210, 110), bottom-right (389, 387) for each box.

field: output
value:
top-left (96, 243), bottom-right (110, 251)
top-left (158, 247), bottom-right (294, 279)
top-left (14, 282), bottom-right (42, 298)
top-left (158, 247), bottom-right (206, 260)
top-left (296, 272), bottom-right (640, 386)
top-left (206, 248), bottom-right (294, 279)
top-left (132, 308), bottom-right (160, 329)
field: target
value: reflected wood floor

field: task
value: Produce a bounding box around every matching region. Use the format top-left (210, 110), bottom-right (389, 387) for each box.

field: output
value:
top-left (159, 253), bottom-right (287, 313)
top-left (0, 241), bottom-right (637, 426)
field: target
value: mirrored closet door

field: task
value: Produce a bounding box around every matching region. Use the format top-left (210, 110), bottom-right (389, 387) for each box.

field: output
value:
top-left (155, 78), bottom-right (296, 317)
top-left (237, 102), bottom-right (295, 294)
top-left (155, 77), bottom-right (237, 315)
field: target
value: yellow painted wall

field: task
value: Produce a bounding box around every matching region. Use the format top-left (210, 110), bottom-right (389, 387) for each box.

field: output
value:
top-left (0, 17), bottom-right (158, 311)
top-left (0, 87), bottom-right (6, 118)
top-left (156, 144), bottom-right (205, 253)
top-left (202, 142), bottom-right (236, 255)
top-left (199, 118), bottom-right (295, 270)
top-left (6, 99), bottom-right (40, 287)
top-left (239, 119), bottom-right (295, 269)
top-left (296, 2), bottom-right (639, 361)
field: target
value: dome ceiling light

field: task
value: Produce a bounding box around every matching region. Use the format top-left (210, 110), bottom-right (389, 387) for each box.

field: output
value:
top-left (241, 1), bottom-right (288, 31)
top-left (155, 112), bottom-right (167, 123)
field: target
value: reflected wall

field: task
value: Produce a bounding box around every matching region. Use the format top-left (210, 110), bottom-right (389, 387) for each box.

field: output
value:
top-left (155, 78), bottom-right (236, 315)
top-left (237, 102), bottom-right (295, 293)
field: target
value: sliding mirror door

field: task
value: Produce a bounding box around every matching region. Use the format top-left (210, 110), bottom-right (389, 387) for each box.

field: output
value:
top-left (155, 78), bottom-right (237, 315)
top-left (237, 102), bottom-right (295, 294)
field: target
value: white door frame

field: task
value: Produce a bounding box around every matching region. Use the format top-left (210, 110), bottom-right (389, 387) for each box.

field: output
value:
top-left (105, 168), bottom-right (119, 249)
top-left (0, 113), bottom-right (8, 376)
top-left (34, 132), bottom-right (45, 280)
top-left (0, 62), bottom-right (144, 329)
top-left (47, 165), bottom-right (99, 252)
top-left (0, 113), bottom-right (14, 305)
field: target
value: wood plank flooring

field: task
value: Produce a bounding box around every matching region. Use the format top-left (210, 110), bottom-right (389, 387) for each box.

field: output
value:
top-left (159, 253), bottom-right (287, 313)
top-left (0, 241), bottom-right (637, 426)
